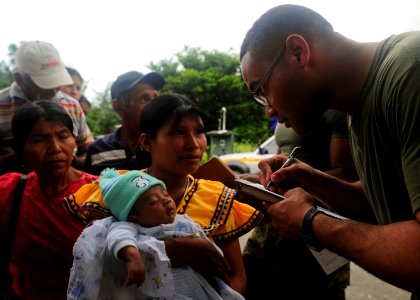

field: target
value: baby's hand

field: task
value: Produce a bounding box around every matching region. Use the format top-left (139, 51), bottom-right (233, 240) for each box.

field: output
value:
top-left (125, 258), bottom-right (145, 287)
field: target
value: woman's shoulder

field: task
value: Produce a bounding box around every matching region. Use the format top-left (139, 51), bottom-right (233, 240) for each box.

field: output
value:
top-left (192, 176), bottom-right (228, 190)
top-left (0, 171), bottom-right (36, 188)
top-left (0, 172), bottom-right (37, 215)
top-left (63, 172), bottom-right (128, 225)
top-left (0, 172), bottom-right (22, 184)
top-left (64, 172), bottom-right (99, 195)
top-left (80, 172), bottom-right (99, 183)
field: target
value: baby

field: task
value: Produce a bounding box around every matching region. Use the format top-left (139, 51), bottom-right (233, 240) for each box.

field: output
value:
top-left (68, 169), bottom-right (244, 300)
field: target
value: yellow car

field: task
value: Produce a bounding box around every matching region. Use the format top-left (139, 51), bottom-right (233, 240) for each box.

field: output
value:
top-left (218, 135), bottom-right (277, 174)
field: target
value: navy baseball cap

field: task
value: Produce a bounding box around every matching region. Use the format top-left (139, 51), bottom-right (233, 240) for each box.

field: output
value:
top-left (110, 71), bottom-right (164, 100)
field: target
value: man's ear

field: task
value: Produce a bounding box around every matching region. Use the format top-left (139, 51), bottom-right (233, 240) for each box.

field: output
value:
top-left (113, 99), bottom-right (127, 119)
top-left (112, 99), bottom-right (121, 112)
top-left (139, 133), bottom-right (152, 152)
top-left (285, 34), bottom-right (310, 67)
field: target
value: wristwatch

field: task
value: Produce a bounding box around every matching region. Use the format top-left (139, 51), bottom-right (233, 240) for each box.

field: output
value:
top-left (300, 207), bottom-right (324, 252)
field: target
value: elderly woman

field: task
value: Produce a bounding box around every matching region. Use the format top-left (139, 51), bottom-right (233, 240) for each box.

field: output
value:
top-left (0, 101), bottom-right (97, 300)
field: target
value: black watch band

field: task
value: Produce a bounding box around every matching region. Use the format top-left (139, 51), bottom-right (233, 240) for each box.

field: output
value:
top-left (300, 207), bottom-right (324, 252)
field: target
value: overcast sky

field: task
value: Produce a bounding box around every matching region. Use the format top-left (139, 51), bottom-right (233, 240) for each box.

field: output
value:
top-left (1, 0), bottom-right (420, 100)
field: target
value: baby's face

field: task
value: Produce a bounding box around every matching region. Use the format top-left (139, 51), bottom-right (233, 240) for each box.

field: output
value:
top-left (129, 185), bottom-right (177, 227)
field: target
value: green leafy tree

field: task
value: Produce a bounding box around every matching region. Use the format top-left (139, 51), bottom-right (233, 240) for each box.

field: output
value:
top-left (87, 47), bottom-right (272, 144)
top-left (87, 85), bottom-right (120, 137)
top-left (0, 44), bottom-right (17, 89)
top-left (148, 46), bottom-right (269, 144)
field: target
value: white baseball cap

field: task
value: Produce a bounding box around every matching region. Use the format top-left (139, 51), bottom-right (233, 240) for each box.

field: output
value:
top-left (15, 41), bottom-right (73, 89)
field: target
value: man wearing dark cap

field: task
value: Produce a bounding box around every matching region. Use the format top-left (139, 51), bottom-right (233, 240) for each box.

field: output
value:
top-left (84, 71), bottom-right (164, 175)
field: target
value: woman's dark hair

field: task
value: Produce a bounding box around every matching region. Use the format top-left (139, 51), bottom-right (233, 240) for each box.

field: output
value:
top-left (12, 101), bottom-right (74, 157)
top-left (136, 94), bottom-right (207, 169)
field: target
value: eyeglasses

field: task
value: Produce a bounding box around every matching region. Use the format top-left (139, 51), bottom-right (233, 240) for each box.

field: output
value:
top-left (251, 47), bottom-right (285, 107)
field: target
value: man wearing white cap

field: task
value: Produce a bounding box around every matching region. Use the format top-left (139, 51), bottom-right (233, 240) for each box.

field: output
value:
top-left (0, 40), bottom-right (93, 174)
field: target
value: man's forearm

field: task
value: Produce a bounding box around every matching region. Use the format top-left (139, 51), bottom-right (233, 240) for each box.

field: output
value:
top-left (304, 170), bottom-right (373, 221)
top-left (313, 213), bottom-right (420, 292)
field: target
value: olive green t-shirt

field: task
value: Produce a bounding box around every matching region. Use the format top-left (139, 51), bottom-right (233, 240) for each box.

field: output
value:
top-left (349, 32), bottom-right (420, 224)
top-left (275, 109), bottom-right (349, 171)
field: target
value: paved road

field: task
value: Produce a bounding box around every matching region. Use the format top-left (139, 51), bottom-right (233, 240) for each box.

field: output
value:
top-left (239, 231), bottom-right (411, 299)
top-left (346, 263), bottom-right (410, 300)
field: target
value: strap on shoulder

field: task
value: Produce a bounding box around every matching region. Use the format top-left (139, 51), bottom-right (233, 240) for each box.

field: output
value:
top-left (4, 174), bottom-right (28, 262)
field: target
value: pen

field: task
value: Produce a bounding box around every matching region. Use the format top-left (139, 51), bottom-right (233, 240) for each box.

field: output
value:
top-left (266, 146), bottom-right (301, 189)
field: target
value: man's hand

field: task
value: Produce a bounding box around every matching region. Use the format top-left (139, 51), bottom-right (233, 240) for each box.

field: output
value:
top-left (165, 237), bottom-right (230, 289)
top-left (258, 154), bottom-right (288, 187)
top-left (267, 187), bottom-right (315, 239)
top-left (258, 155), bottom-right (316, 194)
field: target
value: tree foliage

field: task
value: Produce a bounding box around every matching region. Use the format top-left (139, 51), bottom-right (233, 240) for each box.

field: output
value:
top-left (86, 85), bottom-right (120, 137)
top-left (0, 44), bottom-right (17, 89)
top-left (0, 42), bottom-right (271, 143)
top-left (148, 46), bottom-right (269, 144)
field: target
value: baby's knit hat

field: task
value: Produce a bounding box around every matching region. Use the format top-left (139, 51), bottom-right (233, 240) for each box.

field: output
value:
top-left (99, 168), bottom-right (166, 221)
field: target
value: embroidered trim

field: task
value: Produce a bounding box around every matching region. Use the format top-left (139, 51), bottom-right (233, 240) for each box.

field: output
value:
top-left (208, 185), bottom-right (234, 229)
top-left (178, 176), bottom-right (197, 215)
top-left (179, 178), bottom-right (263, 241)
top-left (212, 210), bottom-right (263, 243)
top-left (63, 194), bottom-right (110, 225)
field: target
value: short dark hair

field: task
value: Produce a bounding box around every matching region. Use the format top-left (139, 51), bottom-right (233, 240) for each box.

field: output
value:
top-left (240, 4), bottom-right (334, 61)
top-left (12, 101), bottom-right (74, 157)
top-left (66, 67), bottom-right (83, 83)
top-left (79, 94), bottom-right (91, 108)
top-left (136, 94), bottom-right (207, 169)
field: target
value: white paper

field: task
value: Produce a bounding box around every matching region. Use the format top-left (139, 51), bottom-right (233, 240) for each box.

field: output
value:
top-left (309, 248), bottom-right (349, 275)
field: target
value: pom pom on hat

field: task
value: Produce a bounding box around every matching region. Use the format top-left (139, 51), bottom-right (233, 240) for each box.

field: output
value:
top-left (99, 168), bottom-right (166, 221)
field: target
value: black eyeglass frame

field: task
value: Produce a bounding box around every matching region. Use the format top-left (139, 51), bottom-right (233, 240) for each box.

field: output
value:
top-left (251, 47), bottom-right (286, 106)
